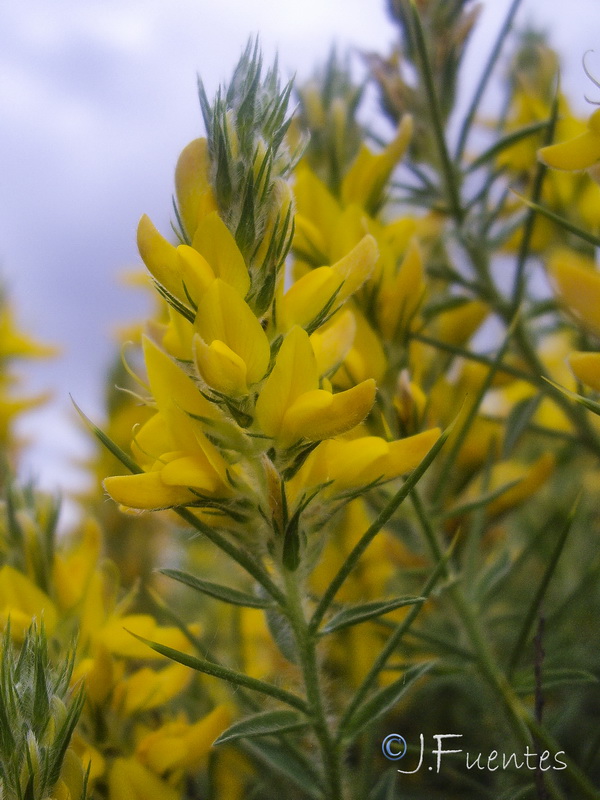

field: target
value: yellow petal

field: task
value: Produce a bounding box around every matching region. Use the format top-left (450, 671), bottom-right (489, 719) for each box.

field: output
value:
top-left (323, 429), bottom-right (438, 487)
top-left (337, 307), bottom-right (387, 385)
top-left (192, 212), bottom-right (250, 297)
top-left (195, 279), bottom-right (270, 385)
top-left (456, 453), bottom-right (555, 518)
top-left (384, 428), bottom-right (441, 479)
top-left (569, 351), bottom-right (600, 392)
top-left (435, 300), bottom-right (488, 346)
top-left (98, 614), bottom-right (197, 660)
top-left (175, 138), bottom-right (217, 239)
top-left (255, 326), bottom-right (319, 438)
top-left (137, 215), bottom-right (185, 302)
top-left (0, 565), bottom-right (57, 636)
top-left (342, 115), bottom-right (412, 212)
top-left (184, 706), bottom-right (232, 766)
top-left (131, 413), bottom-right (172, 467)
top-left (280, 266), bottom-right (343, 331)
top-left (378, 239), bottom-right (424, 340)
top-left (108, 758), bottom-right (180, 800)
top-left (330, 234), bottom-right (379, 300)
top-left (194, 336), bottom-right (249, 395)
top-left (143, 335), bottom-right (216, 421)
top-left (547, 249), bottom-right (600, 336)
top-left (281, 379), bottom-right (376, 446)
top-left (160, 453), bottom-right (225, 494)
top-left (122, 664), bottom-right (191, 714)
top-left (293, 166), bottom-right (341, 254)
top-left (103, 470), bottom-right (196, 510)
top-left (310, 310), bottom-right (356, 375)
top-left (176, 244), bottom-right (216, 304)
top-left (539, 110), bottom-right (600, 171)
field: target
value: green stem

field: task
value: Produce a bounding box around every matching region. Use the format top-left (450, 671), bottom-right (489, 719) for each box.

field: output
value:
top-left (407, 1), bottom-right (464, 223)
top-left (526, 717), bottom-right (600, 800)
top-left (410, 490), bottom-right (531, 746)
top-left (411, 490), bottom-right (600, 799)
top-left (284, 569), bottom-right (344, 800)
top-left (176, 507), bottom-right (286, 604)
top-left (309, 429), bottom-right (449, 633)
top-left (338, 540), bottom-right (454, 734)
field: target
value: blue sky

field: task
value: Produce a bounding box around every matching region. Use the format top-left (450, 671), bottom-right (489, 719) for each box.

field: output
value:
top-left (1, 0), bottom-right (597, 510)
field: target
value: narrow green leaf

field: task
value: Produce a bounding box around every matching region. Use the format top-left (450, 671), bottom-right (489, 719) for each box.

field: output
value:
top-left (466, 120), bottom-right (550, 173)
top-left (159, 569), bottom-right (272, 609)
top-left (124, 630), bottom-right (309, 713)
top-left (420, 294), bottom-right (473, 322)
top-left (320, 596), bottom-right (425, 636)
top-left (508, 496), bottom-right (580, 676)
top-left (513, 192), bottom-right (600, 248)
top-left (368, 770), bottom-right (397, 800)
top-left (543, 377), bottom-right (600, 417)
top-left (513, 668), bottom-right (598, 695)
top-left (214, 710), bottom-right (309, 745)
top-left (175, 507), bottom-right (286, 605)
top-left (71, 398), bottom-right (142, 475)
top-left (474, 550), bottom-right (512, 600)
top-left (432, 311), bottom-right (521, 507)
top-left (455, 0), bottom-right (524, 161)
top-left (502, 395), bottom-right (542, 457)
top-left (341, 662), bottom-right (432, 739)
top-left (242, 738), bottom-right (324, 799)
top-left (439, 479), bottom-right (522, 521)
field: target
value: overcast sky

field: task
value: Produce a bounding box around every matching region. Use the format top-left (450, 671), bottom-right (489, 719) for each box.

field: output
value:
top-left (1, 0), bottom-right (597, 511)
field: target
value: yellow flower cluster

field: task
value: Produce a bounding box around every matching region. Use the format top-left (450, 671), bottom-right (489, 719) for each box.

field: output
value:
top-left (102, 128), bottom-right (442, 571)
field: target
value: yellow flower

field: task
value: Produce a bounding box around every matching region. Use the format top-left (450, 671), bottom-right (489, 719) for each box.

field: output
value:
top-left (279, 235), bottom-right (378, 332)
top-left (116, 663), bottom-right (192, 715)
top-left (341, 115), bottom-right (413, 213)
top-left (137, 210), bottom-right (249, 308)
top-left (451, 453), bottom-right (556, 519)
top-left (377, 239), bottom-right (425, 340)
top-left (108, 757), bottom-right (181, 800)
top-left (95, 613), bottom-right (199, 660)
top-left (174, 138), bottom-right (218, 240)
top-left (539, 108), bottom-right (600, 172)
top-left (194, 279), bottom-right (270, 395)
top-left (292, 427), bottom-right (441, 494)
top-left (136, 707), bottom-right (232, 775)
top-left (547, 249), bottom-right (600, 337)
top-left (104, 337), bottom-right (234, 510)
top-left (0, 565), bottom-right (57, 639)
top-left (255, 326), bottom-right (376, 447)
top-left (568, 351), bottom-right (600, 392)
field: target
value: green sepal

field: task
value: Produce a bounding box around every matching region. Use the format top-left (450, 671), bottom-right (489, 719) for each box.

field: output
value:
top-left (282, 507), bottom-right (302, 571)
